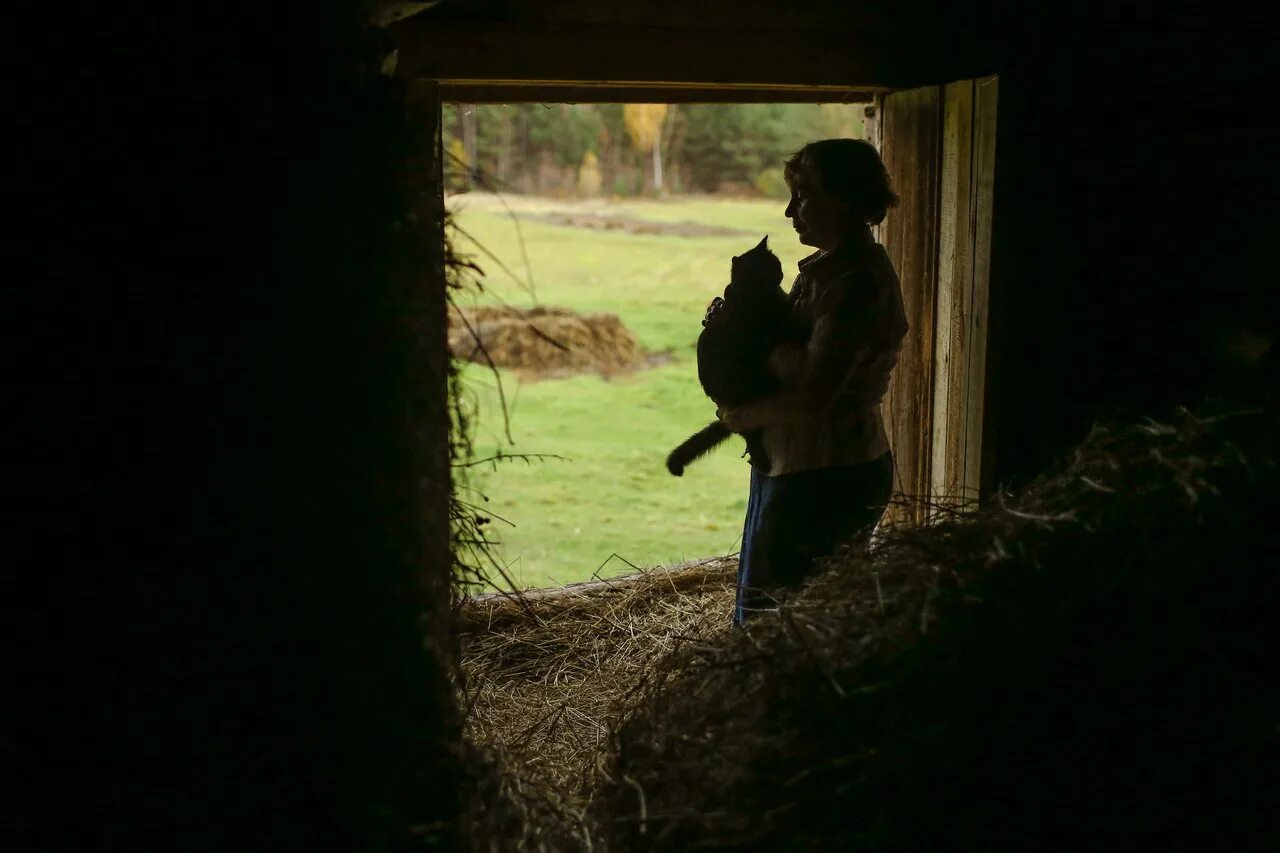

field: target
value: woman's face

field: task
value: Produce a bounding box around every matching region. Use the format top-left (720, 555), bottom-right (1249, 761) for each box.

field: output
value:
top-left (784, 163), bottom-right (853, 251)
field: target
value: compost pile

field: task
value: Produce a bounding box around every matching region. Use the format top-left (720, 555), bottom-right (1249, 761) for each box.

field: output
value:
top-left (460, 407), bottom-right (1280, 851)
top-left (448, 304), bottom-right (648, 378)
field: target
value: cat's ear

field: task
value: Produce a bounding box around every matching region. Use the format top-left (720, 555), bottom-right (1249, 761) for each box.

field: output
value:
top-left (757, 235), bottom-right (769, 251)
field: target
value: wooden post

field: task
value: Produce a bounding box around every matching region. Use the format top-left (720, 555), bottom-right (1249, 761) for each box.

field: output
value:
top-left (929, 77), bottom-right (998, 510)
top-left (879, 84), bottom-right (942, 523)
top-left (403, 78), bottom-right (453, 647)
top-left (930, 80), bottom-right (976, 508)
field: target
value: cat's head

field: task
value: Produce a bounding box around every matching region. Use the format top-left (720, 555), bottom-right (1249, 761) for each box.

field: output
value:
top-left (730, 235), bottom-right (783, 290)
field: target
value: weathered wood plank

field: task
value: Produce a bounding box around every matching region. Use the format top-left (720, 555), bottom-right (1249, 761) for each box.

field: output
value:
top-left (930, 79), bottom-right (975, 508)
top-left (880, 84), bottom-right (942, 522)
top-left (923, 77), bottom-right (998, 510)
top-left (965, 76), bottom-right (998, 497)
top-left (438, 79), bottom-right (879, 104)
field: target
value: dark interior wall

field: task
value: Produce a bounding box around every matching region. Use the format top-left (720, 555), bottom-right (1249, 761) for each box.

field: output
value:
top-left (984, 5), bottom-right (1279, 485)
top-left (18, 3), bottom-right (460, 847)
top-left (17, 1), bottom-right (1275, 846)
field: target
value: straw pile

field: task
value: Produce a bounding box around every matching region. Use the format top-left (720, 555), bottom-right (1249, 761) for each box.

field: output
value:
top-left (460, 406), bottom-right (1279, 850)
top-left (448, 304), bottom-right (646, 378)
top-left (457, 557), bottom-right (736, 798)
top-left (592, 407), bottom-right (1280, 850)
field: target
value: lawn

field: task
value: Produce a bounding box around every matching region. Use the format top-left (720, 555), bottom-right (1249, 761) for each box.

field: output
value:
top-left (450, 193), bottom-right (812, 589)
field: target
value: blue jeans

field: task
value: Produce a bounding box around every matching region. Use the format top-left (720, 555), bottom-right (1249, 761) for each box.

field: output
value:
top-left (734, 453), bottom-right (893, 625)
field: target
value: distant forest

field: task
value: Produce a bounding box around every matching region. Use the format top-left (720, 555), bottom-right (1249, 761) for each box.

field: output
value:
top-left (443, 103), bottom-right (867, 198)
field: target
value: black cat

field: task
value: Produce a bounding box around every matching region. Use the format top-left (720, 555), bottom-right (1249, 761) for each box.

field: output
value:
top-left (666, 236), bottom-right (795, 476)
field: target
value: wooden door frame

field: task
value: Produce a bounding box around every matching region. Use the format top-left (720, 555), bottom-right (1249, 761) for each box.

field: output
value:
top-left (417, 77), bottom-right (997, 522)
top-left (876, 77), bottom-right (998, 518)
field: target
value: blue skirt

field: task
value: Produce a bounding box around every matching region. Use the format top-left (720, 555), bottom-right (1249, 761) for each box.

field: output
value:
top-left (734, 453), bottom-right (894, 625)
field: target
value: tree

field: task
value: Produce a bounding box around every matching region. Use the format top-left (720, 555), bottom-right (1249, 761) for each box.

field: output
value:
top-left (577, 150), bottom-right (602, 197)
top-left (445, 137), bottom-right (469, 193)
top-left (455, 103), bottom-right (477, 189)
top-left (623, 103), bottom-right (669, 194)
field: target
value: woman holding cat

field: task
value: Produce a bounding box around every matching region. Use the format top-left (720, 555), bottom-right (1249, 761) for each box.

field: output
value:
top-left (716, 139), bottom-right (907, 624)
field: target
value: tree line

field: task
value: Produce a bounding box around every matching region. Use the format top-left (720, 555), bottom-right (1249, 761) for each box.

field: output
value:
top-left (444, 102), bottom-right (866, 199)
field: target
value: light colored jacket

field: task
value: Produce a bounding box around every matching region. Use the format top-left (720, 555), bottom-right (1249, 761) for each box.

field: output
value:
top-left (758, 230), bottom-right (908, 475)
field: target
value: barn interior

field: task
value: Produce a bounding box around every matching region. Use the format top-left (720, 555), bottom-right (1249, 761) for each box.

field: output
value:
top-left (20, 0), bottom-right (1278, 848)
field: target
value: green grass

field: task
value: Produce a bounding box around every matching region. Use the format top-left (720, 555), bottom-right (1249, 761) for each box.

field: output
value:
top-left (451, 194), bottom-right (811, 589)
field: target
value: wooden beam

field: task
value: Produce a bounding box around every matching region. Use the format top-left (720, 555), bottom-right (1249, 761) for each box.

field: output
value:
top-left (438, 79), bottom-right (880, 104)
top-left (388, 19), bottom-right (965, 89)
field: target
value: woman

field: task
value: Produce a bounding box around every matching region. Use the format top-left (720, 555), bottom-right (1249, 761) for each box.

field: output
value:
top-left (717, 139), bottom-right (907, 624)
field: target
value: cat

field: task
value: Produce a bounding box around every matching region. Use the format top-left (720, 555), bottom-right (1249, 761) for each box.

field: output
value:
top-left (666, 236), bottom-right (796, 476)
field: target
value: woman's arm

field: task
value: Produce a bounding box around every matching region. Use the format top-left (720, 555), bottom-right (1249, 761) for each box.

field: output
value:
top-left (721, 261), bottom-right (907, 433)
top-left (721, 312), bottom-right (856, 431)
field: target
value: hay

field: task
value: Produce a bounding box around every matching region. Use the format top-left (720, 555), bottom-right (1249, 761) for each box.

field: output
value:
top-left (448, 304), bottom-right (652, 378)
top-left (460, 407), bottom-right (1280, 850)
top-left (457, 557), bottom-right (736, 799)
top-left (590, 408), bottom-right (1280, 850)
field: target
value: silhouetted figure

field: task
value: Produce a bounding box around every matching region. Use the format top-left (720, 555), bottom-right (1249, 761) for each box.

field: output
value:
top-left (718, 139), bottom-right (908, 624)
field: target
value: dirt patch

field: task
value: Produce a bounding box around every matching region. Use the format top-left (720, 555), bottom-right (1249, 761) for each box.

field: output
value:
top-left (526, 211), bottom-right (751, 238)
top-left (448, 304), bottom-right (667, 378)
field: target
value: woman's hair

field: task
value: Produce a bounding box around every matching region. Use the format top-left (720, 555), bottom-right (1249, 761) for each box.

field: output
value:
top-left (783, 138), bottom-right (899, 226)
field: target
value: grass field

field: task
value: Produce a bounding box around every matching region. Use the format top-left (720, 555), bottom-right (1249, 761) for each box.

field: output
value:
top-left (451, 193), bottom-right (813, 589)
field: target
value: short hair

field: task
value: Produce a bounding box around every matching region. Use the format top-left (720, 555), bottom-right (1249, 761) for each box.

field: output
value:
top-left (783, 139), bottom-right (899, 226)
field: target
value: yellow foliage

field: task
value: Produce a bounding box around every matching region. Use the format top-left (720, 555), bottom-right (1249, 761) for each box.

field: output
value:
top-left (577, 150), bottom-right (602, 197)
top-left (447, 137), bottom-right (468, 169)
top-left (623, 103), bottom-right (668, 152)
top-left (446, 137), bottom-right (471, 191)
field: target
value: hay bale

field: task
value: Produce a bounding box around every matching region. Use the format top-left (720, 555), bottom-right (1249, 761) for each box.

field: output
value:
top-left (448, 304), bottom-right (645, 378)
top-left (591, 409), bottom-right (1280, 850)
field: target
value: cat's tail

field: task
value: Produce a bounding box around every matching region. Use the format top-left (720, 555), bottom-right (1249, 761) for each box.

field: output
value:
top-left (666, 420), bottom-right (732, 476)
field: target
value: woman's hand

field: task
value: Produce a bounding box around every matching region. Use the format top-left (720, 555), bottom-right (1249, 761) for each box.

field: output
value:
top-left (717, 405), bottom-right (762, 433)
top-left (702, 296), bottom-right (726, 327)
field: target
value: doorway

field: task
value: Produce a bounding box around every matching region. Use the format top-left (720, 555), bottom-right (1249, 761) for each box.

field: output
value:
top-left (431, 79), bottom-right (998, 588)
